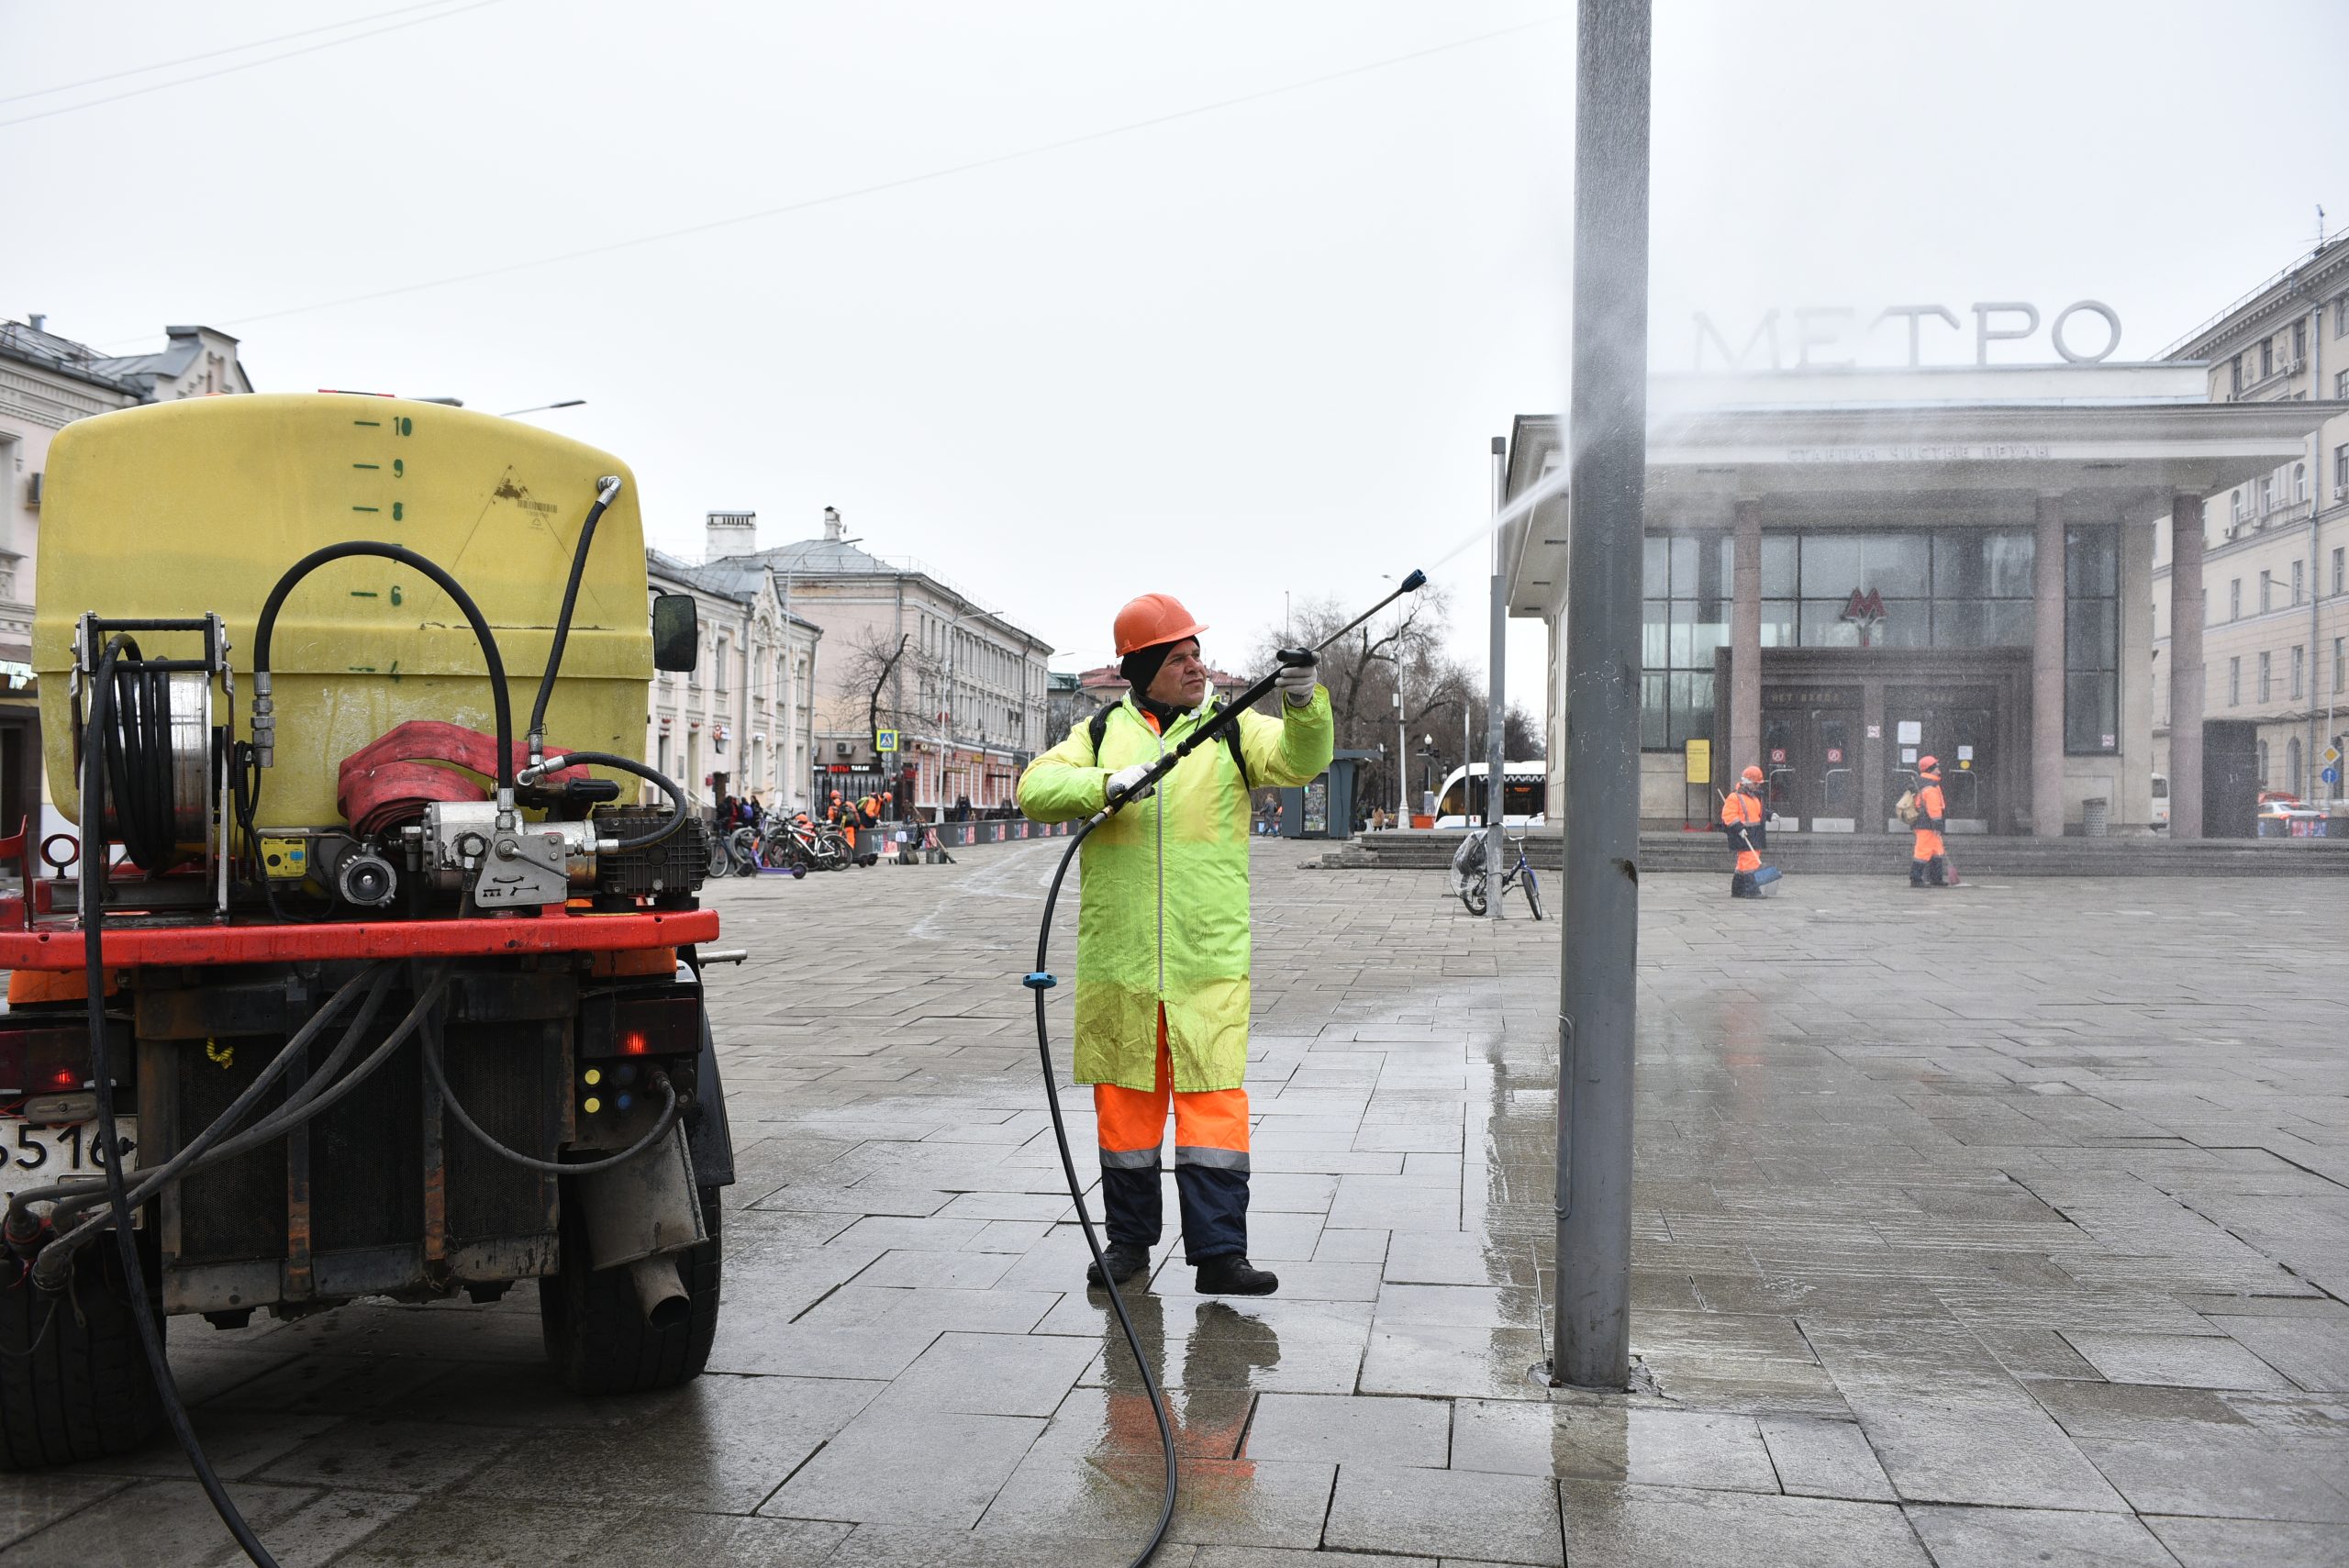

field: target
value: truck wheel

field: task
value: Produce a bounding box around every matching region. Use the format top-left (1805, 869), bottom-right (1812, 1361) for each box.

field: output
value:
top-left (539, 1182), bottom-right (722, 1396)
top-left (0, 1224), bottom-right (163, 1470)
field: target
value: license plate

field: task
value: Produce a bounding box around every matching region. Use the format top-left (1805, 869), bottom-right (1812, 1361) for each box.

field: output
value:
top-left (1, 1117), bottom-right (139, 1216)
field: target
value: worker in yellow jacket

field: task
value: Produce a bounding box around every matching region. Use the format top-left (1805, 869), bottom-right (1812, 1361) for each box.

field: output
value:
top-left (1018, 593), bottom-right (1332, 1296)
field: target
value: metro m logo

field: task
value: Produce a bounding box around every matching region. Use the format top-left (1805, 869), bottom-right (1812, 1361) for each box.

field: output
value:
top-left (1840, 588), bottom-right (1887, 647)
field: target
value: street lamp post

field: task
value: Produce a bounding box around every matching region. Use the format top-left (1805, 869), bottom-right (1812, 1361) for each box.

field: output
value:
top-left (1553, 0), bottom-right (1653, 1392)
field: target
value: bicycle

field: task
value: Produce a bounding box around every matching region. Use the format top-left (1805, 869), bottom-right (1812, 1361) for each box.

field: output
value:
top-left (1453, 831), bottom-right (1544, 920)
top-left (725, 826), bottom-right (764, 876)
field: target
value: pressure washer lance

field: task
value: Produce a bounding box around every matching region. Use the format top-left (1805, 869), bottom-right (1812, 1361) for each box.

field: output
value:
top-left (1022, 568), bottom-right (1425, 1568)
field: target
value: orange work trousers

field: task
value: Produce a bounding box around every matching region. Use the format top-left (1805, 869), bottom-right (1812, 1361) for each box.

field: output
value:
top-left (1092, 1007), bottom-right (1252, 1262)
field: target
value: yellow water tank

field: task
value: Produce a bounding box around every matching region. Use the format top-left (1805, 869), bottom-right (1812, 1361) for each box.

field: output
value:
top-left (33, 394), bottom-right (654, 828)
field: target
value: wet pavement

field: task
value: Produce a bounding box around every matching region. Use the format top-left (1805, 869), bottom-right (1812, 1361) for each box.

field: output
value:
top-left (5, 843), bottom-right (2347, 1565)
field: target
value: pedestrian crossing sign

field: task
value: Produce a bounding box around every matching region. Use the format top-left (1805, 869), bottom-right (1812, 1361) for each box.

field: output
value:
top-left (876, 729), bottom-right (900, 752)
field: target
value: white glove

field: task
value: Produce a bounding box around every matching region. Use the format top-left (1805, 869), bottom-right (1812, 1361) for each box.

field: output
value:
top-left (1104, 762), bottom-right (1156, 806)
top-left (1275, 657), bottom-right (1319, 706)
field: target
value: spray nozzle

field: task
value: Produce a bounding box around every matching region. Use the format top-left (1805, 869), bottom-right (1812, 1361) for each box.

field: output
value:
top-left (1399, 569), bottom-right (1428, 593)
top-left (1275, 648), bottom-right (1317, 668)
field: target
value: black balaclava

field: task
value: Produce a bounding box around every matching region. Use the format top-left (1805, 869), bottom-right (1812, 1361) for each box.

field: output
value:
top-left (1119, 640), bottom-right (1189, 729)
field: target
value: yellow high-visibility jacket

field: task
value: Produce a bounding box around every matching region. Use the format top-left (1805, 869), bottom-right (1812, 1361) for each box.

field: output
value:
top-left (1017, 688), bottom-right (1333, 1092)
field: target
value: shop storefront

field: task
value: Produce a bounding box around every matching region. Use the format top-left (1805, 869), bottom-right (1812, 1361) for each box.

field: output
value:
top-left (1501, 363), bottom-right (2329, 836)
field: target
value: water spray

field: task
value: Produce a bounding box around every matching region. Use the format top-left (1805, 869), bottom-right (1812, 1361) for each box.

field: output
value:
top-left (1019, 567), bottom-right (1426, 1568)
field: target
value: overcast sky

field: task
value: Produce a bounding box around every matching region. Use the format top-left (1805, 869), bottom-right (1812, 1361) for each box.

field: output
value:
top-left (7, 0), bottom-right (2346, 714)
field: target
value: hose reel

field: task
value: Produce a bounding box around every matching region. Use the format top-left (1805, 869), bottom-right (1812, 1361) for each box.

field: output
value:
top-left (69, 613), bottom-right (235, 899)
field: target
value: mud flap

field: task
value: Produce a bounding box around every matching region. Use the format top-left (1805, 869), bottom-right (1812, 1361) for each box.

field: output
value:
top-left (684, 1008), bottom-right (736, 1189)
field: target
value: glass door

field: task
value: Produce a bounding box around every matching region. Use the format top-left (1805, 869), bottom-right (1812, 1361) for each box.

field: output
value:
top-left (1760, 693), bottom-right (1862, 830)
top-left (1885, 688), bottom-right (1999, 833)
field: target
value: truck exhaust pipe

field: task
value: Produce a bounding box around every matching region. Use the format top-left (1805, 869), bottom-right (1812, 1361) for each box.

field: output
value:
top-left (626, 1255), bottom-right (691, 1329)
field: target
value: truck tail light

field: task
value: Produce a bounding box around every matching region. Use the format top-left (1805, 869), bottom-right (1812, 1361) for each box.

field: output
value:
top-left (0, 1022), bottom-right (127, 1096)
top-left (579, 988), bottom-right (698, 1062)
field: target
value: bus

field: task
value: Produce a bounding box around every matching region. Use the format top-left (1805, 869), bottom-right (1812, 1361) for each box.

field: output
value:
top-left (1432, 762), bottom-right (1547, 829)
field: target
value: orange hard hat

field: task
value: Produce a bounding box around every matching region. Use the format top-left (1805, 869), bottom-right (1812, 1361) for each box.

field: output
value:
top-left (1741, 765), bottom-right (1765, 784)
top-left (1113, 593), bottom-right (1208, 657)
top-left (830, 789), bottom-right (842, 799)
top-left (1918, 755), bottom-right (1940, 773)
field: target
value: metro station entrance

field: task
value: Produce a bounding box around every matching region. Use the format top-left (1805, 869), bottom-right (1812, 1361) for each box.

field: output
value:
top-left (1719, 649), bottom-right (2030, 834)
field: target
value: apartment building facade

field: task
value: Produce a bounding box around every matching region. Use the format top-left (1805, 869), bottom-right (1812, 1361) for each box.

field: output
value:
top-left (2154, 237), bottom-right (2349, 803)
top-left (0, 317), bottom-right (252, 840)
top-left (645, 545), bottom-right (823, 817)
top-left (707, 508), bottom-right (1052, 817)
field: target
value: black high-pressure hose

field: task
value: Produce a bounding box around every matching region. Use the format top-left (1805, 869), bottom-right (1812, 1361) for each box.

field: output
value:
top-left (20, 964), bottom-right (397, 1273)
top-left (515, 478), bottom-right (688, 851)
top-left (1027, 817), bottom-right (1178, 1568)
top-left (527, 475), bottom-right (621, 762)
top-left (80, 634), bottom-right (281, 1568)
top-left (422, 1008), bottom-right (683, 1176)
top-left (251, 539), bottom-right (517, 799)
top-left (1020, 570), bottom-right (1428, 1568)
top-left (521, 751), bottom-right (688, 852)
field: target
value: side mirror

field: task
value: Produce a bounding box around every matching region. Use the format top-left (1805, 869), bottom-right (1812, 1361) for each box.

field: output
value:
top-left (651, 593), bottom-right (699, 673)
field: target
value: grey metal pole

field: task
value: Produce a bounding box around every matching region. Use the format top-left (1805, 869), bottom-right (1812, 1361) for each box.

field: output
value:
top-left (1397, 689), bottom-right (1408, 825)
top-left (1553, 0), bottom-right (1652, 1392)
top-left (1486, 436), bottom-right (1510, 919)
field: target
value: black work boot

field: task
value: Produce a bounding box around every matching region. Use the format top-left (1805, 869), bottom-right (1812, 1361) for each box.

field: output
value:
top-left (1929, 855), bottom-right (1950, 887)
top-left (1909, 863), bottom-right (1927, 888)
top-left (1194, 1255), bottom-right (1279, 1296)
top-left (1085, 1242), bottom-right (1151, 1290)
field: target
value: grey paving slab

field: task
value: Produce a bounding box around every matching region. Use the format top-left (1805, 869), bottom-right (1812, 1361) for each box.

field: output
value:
top-left (2210, 1314), bottom-right (2349, 1392)
top-left (828, 1525), bottom-right (1198, 1567)
top-left (763, 1407), bottom-right (1046, 1527)
top-left (871, 1329), bottom-right (1099, 1418)
top-left (2148, 1515), bottom-right (2349, 1568)
top-left (1449, 1401), bottom-right (1778, 1493)
top-left (2076, 1428), bottom-right (2349, 1522)
top-left (461, 1373), bottom-right (881, 1514)
top-left (978, 1446), bottom-right (1336, 1549)
top-left (1323, 1463), bottom-right (1564, 1564)
top-left (0, 1475), bottom-right (130, 1554)
top-left (0, 1479), bottom-right (335, 1568)
top-left (1241, 1391), bottom-right (1451, 1466)
top-left (2062, 1329), bottom-right (2299, 1389)
top-left (331, 1496), bottom-right (851, 1568)
top-left (1756, 1416), bottom-right (1899, 1501)
top-left (1904, 1503), bottom-right (2180, 1567)
top-left (251, 1416), bottom-right (521, 1493)
top-left (1555, 1481), bottom-right (1930, 1568)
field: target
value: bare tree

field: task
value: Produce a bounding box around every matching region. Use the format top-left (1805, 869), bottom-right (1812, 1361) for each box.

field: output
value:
top-left (1243, 587), bottom-right (1543, 815)
top-left (1249, 586), bottom-right (1481, 809)
top-left (833, 626), bottom-right (941, 751)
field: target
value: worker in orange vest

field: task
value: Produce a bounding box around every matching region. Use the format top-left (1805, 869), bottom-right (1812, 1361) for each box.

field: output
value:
top-left (1909, 756), bottom-right (1949, 888)
top-left (826, 788), bottom-right (858, 857)
top-left (1720, 764), bottom-right (1767, 898)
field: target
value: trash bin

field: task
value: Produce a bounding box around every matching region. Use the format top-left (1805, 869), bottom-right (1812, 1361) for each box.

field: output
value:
top-left (2082, 797), bottom-right (2109, 838)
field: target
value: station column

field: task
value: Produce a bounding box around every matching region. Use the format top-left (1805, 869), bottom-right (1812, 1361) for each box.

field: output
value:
top-left (1730, 498), bottom-right (1762, 780)
top-left (2032, 493), bottom-right (2067, 837)
top-left (2167, 491), bottom-right (2205, 839)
